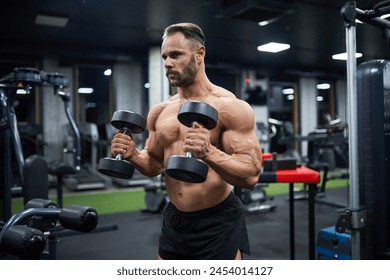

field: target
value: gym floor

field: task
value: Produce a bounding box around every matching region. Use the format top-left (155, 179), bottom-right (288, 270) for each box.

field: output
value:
top-left (16, 186), bottom-right (347, 260)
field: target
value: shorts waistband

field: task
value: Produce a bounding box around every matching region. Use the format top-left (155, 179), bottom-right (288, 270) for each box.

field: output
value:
top-left (168, 191), bottom-right (236, 218)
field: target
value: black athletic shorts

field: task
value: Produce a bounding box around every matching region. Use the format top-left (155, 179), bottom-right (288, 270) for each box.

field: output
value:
top-left (158, 191), bottom-right (250, 260)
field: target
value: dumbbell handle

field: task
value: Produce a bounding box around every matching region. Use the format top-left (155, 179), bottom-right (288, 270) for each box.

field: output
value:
top-left (115, 127), bottom-right (131, 161)
top-left (184, 122), bottom-right (198, 159)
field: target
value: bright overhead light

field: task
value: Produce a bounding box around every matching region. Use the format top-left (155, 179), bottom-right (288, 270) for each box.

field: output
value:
top-left (104, 69), bottom-right (112, 76)
top-left (332, 52), bottom-right (363, 60)
top-left (317, 83), bottom-right (331, 90)
top-left (35, 14), bottom-right (68, 27)
top-left (258, 17), bottom-right (280, 27)
top-left (16, 89), bottom-right (27, 95)
top-left (258, 20), bottom-right (270, 26)
top-left (282, 88), bottom-right (294, 94)
top-left (78, 87), bottom-right (94, 94)
top-left (380, 14), bottom-right (390, 19)
top-left (257, 42), bottom-right (290, 53)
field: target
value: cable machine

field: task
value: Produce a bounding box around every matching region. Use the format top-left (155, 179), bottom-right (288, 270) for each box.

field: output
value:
top-left (334, 1), bottom-right (390, 260)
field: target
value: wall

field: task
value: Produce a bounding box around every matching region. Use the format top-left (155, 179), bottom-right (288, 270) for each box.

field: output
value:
top-left (112, 61), bottom-right (144, 114)
top-left (299, 77), bottom-right (318, 157)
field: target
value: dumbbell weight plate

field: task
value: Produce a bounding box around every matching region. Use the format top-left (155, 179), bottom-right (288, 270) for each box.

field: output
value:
top-left (178, 101), bottom-right (218, 129)
top-left (98, 157), bottom-right (135, 179)
top-left (111, 110), bottom-right (146, 133)
top-left (165, 156), bottom-right (209, 183)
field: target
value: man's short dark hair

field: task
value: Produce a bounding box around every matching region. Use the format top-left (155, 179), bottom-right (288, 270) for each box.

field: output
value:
top-left (162, 23), bottom-right (205, 45)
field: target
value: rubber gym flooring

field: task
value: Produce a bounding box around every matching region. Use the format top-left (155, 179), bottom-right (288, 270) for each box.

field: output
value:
top-left (30, 186), bottom-right (347, 260)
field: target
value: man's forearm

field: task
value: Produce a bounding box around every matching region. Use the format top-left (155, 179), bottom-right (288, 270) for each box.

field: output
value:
top-left (205, 146), bottom-right (261, 188)
top-left (126, 149), bottom-right (164, 177)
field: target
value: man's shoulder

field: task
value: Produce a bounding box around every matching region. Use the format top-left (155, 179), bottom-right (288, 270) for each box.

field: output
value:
top-left (211, 92), bottom-right (254, 127)
top-left (213, 92), bottom-right (250, 110)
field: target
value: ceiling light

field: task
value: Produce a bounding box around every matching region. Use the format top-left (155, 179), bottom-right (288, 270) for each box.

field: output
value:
top-left (258, 16), bottom-right (283, 27)
top-left (104, 69), bottom-right (112, 76)
top-left (317, 96), bottom-right (324, 102)
top-left (332, 52), bottom-right (363, 60)
top-left (380, 14), bottom-right (390, 19)
top-left (282, 88), bottom-right (294, 94)
top-left (258, 20), bottom-right (270, 26)
top-left (78, 87), bottom-right (94, 94)
top-left (316, 83), bottom-right (331, 90)
top-left (35, 14), bottom-right (68, 27)
top-left (257, 42), bottom-right (290, 53)
top-left (16, 89), bottom-right (27, 95)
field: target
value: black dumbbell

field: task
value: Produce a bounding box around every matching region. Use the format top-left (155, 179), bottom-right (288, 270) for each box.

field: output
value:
top-left (98, 110), bottom-right (146, 179)
top-left (165, 101), bottom-right (218, 183)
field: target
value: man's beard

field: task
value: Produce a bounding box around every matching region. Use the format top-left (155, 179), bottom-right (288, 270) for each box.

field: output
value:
top-left (166, 56), bottom-right (197, 87)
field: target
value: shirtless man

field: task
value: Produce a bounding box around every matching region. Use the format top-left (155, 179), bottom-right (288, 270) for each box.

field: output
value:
top-left (110, 23), bottom-right (263, 260)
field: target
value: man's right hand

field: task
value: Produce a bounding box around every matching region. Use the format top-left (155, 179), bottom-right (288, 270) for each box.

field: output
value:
top-left (111, 131), bottom-right (136, 160)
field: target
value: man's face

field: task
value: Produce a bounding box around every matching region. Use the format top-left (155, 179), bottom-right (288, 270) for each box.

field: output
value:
top-left (161, 33), bottom-right (199, 87)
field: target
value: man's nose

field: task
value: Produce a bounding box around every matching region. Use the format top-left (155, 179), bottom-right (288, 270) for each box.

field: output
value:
top-left (164, 57), bottom-right (173, 68)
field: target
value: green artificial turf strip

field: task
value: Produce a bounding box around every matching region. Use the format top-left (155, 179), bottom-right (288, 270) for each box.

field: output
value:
top-left (12, 189), bottom-right (146, 215)
top-left (11, 177), bottom-right (348, 216)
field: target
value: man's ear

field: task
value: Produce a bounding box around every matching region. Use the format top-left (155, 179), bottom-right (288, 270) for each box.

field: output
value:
top-left (196, 46), bottom-right (205, 61)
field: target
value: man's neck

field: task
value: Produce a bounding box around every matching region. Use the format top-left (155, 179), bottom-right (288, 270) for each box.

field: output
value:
top-left (178, 74), bottom-right (212, 100)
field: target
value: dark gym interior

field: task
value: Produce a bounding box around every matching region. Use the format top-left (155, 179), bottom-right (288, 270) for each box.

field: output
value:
top-left (0, 0), bottom-right (389, 265)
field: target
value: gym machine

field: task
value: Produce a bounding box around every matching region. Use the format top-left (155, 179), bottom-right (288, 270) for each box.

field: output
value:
top-left (0, 67), bottom-right (45, 221)
top-left (317, 1), bottom-right (390, 260)
top-left (142, 173), bottom-right (169, 214)
top-left (51, 77), bottom-right (110, 191)
top-left (0, 198), bottom-right (98, 259)
top-left (353, 60), bottom-right (390, 259)
top-left (0, 67), bottom-right (106, 220)
top-left (234, 153), bottom-right (278, 214)
top-left (270, 115), bottom-right (349, 206)
top-left (235, 183), bottom-right (277, 214)
top-left (18, 122), bottom-right (45, 158)
top-left (258, 152), bottom-right (320, 259)
top-left (62, 121), bottom-right (111, 191)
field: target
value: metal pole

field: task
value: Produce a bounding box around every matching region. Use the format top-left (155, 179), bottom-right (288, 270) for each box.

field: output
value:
top-left (343, 1), bottom-right (361, 260)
